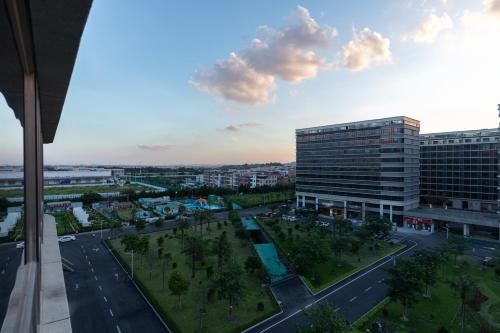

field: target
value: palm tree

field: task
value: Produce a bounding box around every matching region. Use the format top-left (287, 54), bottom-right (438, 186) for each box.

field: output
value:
top-left (450, 275), bottom-right (476, 331)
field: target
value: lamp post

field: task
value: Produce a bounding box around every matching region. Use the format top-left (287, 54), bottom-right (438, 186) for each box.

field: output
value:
top-left (444, 224), bottom-right (449, 240)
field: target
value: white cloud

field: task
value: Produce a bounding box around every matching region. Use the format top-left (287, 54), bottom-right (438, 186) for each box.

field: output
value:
top-left (191, 53), bottom-right (276, 106)
top-left (412, 13), bottom-right (453, 43)
top-left (342, 28), bottom-right (392, 71)
top-left (221, 122), bottom-right (262, 133)
top-left (191, 6), bottom-right (336, 105)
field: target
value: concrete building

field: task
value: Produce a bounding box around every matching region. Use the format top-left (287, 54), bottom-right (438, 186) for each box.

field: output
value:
top-left (250, 172), bottom-right (279, 188)
top-left (296, 116), bottom-right (421, 223)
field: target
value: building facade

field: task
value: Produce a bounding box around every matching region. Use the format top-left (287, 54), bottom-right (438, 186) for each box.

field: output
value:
top-left (296, 116), bottom-right (421, 222)
top-left (420, 128), bottom-right (500, 213)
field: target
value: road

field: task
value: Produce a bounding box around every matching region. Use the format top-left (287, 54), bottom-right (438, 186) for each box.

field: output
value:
top-left (0, 243), bottom-right (22, 326)
top-left (61, 232), bottom-right (169, 333)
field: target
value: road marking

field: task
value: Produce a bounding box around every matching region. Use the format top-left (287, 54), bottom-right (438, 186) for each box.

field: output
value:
top-left (349, 296), bottom-right (357, 302)
top-left (365, 287), bottom-right (372, 292)
top-left (109, 309), bottom-right (114, 317)
top-left (378, 279), bottom-right (384, 283)
top-left (254, 239), bottom-right (418, 333)
top-left (94, 275), bottom-right (98, 281)
top-left (88, 261), bottom-right (91, 266)
top-left (91, 268), bottom-right (94, 273)
top-left (334, 307), bottom-right (340, 312)
top-left (103, 296), bottom-right (108, 303)
top-left (98, 285), bottom-right (102, 291)
top-left (116, 325), bottom-right (122, 333)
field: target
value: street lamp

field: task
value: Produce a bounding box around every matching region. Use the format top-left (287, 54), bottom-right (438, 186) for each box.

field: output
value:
top-left (444, 224), bottom-right (450, 240)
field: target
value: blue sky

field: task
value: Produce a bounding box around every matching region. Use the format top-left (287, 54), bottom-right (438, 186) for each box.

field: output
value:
top-left (1, 0), bottom-right (499, 165)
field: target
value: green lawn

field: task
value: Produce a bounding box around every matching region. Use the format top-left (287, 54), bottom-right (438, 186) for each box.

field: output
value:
top-left (0, 183), bottom-right (151, 198)
top-left (257, 218), bottom-right (404, 294)
top-left (108, 223), bottom-right (280, 333)
top-left (53, 211), bottom-right (80, 235)
top-left (356, 255), bottom-right (500, 332)
top-left (226, 192), bottom-right (294, 208)
top-left (115, 208), bottom-right (134, 221)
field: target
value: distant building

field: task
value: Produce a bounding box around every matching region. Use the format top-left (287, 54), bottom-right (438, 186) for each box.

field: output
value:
top-left (250, 172), bottom-right (279, 188)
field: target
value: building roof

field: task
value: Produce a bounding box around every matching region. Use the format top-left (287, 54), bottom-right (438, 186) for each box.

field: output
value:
top-left (296, 116), bottom-right (419, 134)
top-left (0, 0), bottom-right (92, 143)
top-left (0, 170), bottom-right (111, 180)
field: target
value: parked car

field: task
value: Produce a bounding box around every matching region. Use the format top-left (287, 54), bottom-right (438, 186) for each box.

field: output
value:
top-left (58, 235), bottom-right (76, 243)
top-left (16, 242), bottom-right (24, 249)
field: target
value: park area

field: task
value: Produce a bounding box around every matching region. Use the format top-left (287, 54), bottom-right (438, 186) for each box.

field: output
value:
top-left (256, 216), bottom-right (404, 293)
top-left (53, 211), bottom-right (81, 235)
top-left (107, 219), bottom-right (280, 333)
top-left (226, 191), bottom-right (294, 208)
top-left (0, 183), bottom-right (151, 199)
top-left (356, 242), bottom-right (500, 333)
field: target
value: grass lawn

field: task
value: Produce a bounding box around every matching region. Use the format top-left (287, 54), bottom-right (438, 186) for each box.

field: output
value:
top-left (0, 183), bottom-right (151, 198)
top-left (115, 208), bottom-right (134, 221)
top-left (356, 255), bottom-right (500, 332)
top-left (226, 191), bottom-right (294, 208)
top-left (257, 218), bottom-right (404, 294)
top-left (53, 211), bottom-right (80, 235)
top-left (108, 222), bottom-right (280, 333)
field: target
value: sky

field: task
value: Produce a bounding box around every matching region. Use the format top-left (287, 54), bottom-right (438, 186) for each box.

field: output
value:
top-left (1, 0), bottom-right (500, 165)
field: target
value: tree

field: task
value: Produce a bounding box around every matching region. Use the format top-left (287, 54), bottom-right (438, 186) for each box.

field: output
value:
top-left (447, 237), bottom-right (467, 266)
top-left (450, 275), bottom-right (476, 331)
top-left (364, 216), bottom-right (392, 236)
top-left (154, 218), bottom-right (164, 228)
top-left (157, 236), bottom-right (164, 248)
top-left (290, 233), bottom-right (329, 279)
top-left (204, 210), bottom-right (215, 232)
top-left (228, 210), bottom-right (241, 225)
top-left (212, 232), bottom-right (232, 273)
top-left (137, 235), bottom-right (150, 267)
top-left (331, 236), bottom-right (350, 260)
top-left (162, 253), bottom-right (172, 290)
top-left (193, 210), bottom-right (205, 236)
top-left (176, 219), bottom-right (190, 248)
top-left (135, 219), bottom-right (145, 230)
top-left (183, 234), bottom-right (206, 278)
top-left (178, 204), bottom-right (186, 217)
top-left (215, 261), bottom-right (245, 318)
top-left (158, 247), bottom-right (164, 259)
top-left (244, 256), bottom-right (262, 275)
top-left (81, 192), bottom-right (104, 205)
top-left (168, 270), bottom-right (190, 308)
top-left (412, 249), bottom-right (438, 298)
top-left (121, 234), bottom-right (140, 252)
top-left (386, 259), bottom-right (424, 321)
top-left (295, 301), bottom-right (349, 333)
top-left (0, 197), bottom-right (9, 213)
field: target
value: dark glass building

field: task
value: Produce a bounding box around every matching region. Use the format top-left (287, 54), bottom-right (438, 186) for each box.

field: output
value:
top-left (296, 116), bottom-right (420, 222)
top-left (420, 128), bottom-right (500, 213)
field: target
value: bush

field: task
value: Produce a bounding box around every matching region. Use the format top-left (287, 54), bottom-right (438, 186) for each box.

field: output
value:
top-left (173, 228), bottom-right (177, 234)
top-left (217, 222), bottom-right (222, 230)
top-left (135, 219), bottom-right (145, 230)
top-left (172, 262), bottom-right (177, 269)
top-left (257, 302), bottom-right (265, 312)
top-left (382, 308), bottom-right (389, 317)
top-left (154, 218), bottom-right (164, 228)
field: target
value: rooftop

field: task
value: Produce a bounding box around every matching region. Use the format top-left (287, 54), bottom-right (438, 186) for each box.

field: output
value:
top-left (296, 116), bottom-right (419, 134)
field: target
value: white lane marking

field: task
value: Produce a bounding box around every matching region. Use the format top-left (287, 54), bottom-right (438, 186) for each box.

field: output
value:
top-left (94, 275), bottom-right (98, 281)
top-left (255, 239), bottom-right (418, 333)
top-left (116, 325), bottom-right (122, 333)
top-left (365, 287), bottom-right (372, 292)
top-left (104, 296), bottom-right (108, 303)
top-left (88, 261), bottom-right (91, 266)
top-left (109, 309), bottom-right (114, 317)
top-left (349, 296), bottom-right (357, 302)
top-left (91, 268), bottom-right (94, 273)
top-left (98, 285), bottom-right (102, 291)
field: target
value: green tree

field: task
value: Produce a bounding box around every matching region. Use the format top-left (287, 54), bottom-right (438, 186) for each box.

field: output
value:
top-left (364, 216), bottom-right (392, 236)
top-left (81, 192), bottom-right (104, 205)
top-left (228, 210), bottom-right (241, 225)
top-left (176, 218), bottom-right (190, 248)
top-left (412, 249), bottom-right (438, 298)
top-left (244, 256), bottom-right (262, 275)
top-left (168, 270), bottom-right (190, 308)
top-left (204, 210), bottom-right (215, 232)
top-left (121, 234), bottom-right (140, 252)
top-left (178, 204), bottom-right (186, 216)
top-left (295, 301), bottom-right (349, 333)
top-left (154, 217), bottom-right (164, 228)
top-left (331, 236), bottom-right (349, 260)
top-left (135, 219), bottom-right (145, 230)
top-left (386, 259), bottom-right (424, 321)
top-left (183, 234), bottom-right (206, 278)
top-left (290, 233), bottom-right (329, 280)
top-left (215, 261), bottom-right (245, 318)
top-left (138, 235), bottom-right (150, 267)
top-left (447, 237), bottom-right (467, 266)
top-left (157, 236), bottom-right (164, 248)
top-left (212, 232), bottom-right (232, 273)
top-left (449, 275), bottom-right (476, 331)
top-left (0, 197), bottom-right (9, 213)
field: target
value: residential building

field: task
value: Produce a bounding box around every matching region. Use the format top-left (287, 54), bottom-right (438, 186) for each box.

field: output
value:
top-left (296, 116), bottom-right (421, 223)
top-left (250, 172), bottom-right (279, 188)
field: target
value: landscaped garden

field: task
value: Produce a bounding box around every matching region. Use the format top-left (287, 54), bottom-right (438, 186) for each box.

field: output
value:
top-left (107, 216), bottom-right (280, 333)
top-left (53, 211), bottom-right (81, 235)
top-left (256, 216), bottom-right (404, 293)
top-left (356, 238), bottom-right (500, 333)
top-left (226, 191), bottom-right (294, 208)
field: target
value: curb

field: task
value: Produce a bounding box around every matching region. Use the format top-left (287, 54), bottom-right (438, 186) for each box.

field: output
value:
top-left (103, 240), bottom-right (173, 333)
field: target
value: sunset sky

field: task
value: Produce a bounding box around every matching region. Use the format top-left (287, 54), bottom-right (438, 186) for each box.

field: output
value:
top-left (1, 0), bottom-right (500, 165)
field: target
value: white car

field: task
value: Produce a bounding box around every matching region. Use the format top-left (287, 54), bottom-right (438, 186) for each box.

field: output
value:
top-left (16, 242), bottom-right (24, 249)
top-left (58, 235), bottom-right (76, 243)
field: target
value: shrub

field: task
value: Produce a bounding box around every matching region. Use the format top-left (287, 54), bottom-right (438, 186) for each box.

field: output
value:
top-left (217, 222), bottom-right (222, 229)
top-left (173, 228), bottom-right (177, 234)
top-left (172, 262), bottom-right (177, 269)
top-left (382, 308), bottom-right (389, 317)
top-left (257, 302), bottom-right (265, 312)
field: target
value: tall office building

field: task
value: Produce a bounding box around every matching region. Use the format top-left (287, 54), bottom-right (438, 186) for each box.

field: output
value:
top-left (296, 116), bottom-right (420, 223)
top-left (419, 128), bottom-right (500, 213)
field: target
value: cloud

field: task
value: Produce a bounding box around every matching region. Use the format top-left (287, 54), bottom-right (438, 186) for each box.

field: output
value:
top-left (191, 6), bottom-right (336, 105)
top-left (221, 122), bottom-right (262, 133)
top-left (412, 13), bottom-right (453, 43)
top-left (342, 28), bottom-right (392, 71)
top-left (137, 144), bottom-right (171, 151)
top-left (191, 53), bottom-right (276, 106)
top-left (485, 0), bottom-right (500, 17)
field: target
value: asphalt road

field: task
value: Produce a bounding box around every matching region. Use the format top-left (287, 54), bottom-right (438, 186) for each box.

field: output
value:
top-left (0, 242), bottom-right (22, 327)
top-left (61, 232), bottom-right (169, 333)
